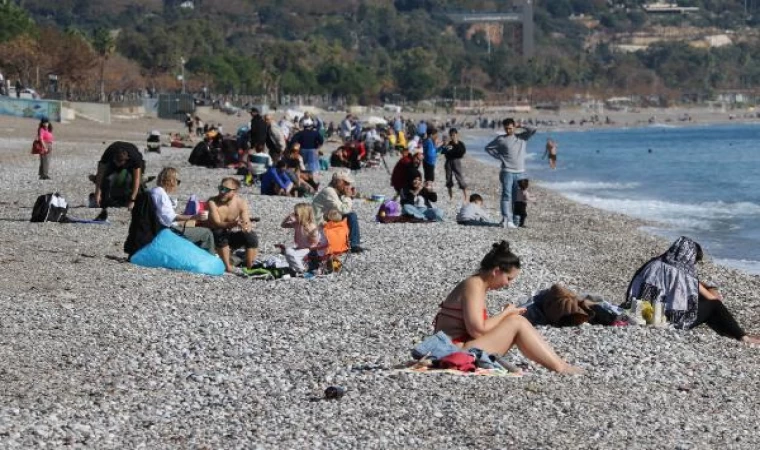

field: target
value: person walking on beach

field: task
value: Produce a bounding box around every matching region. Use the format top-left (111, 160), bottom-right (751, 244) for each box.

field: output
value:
top-left (441, 127), bottom-right (468, 202)
top-left (184, 113), bottom-right (194, 136)
top-left (37, 118), bottom-right (54, 180)
top-left (485, 118), bottom-right (536, 229)
top-left (544, 138), bottom-right (557, 169)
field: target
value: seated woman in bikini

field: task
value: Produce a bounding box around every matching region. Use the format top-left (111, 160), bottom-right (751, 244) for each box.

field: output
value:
top-left (434, 241), bottom-right (583, 374)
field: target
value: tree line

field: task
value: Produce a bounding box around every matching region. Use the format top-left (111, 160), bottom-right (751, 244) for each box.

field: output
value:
top-left (3, 0), bottom-right (760, 104)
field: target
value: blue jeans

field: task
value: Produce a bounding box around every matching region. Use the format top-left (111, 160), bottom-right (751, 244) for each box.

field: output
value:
top-left (300, 148), bottom-right (320, 173)
top-left (403, 204), bottom-right (444, 222)
top-left (343, 212), bottom-right (361, 248)
top-left (499, 170), bottom-right (526, 224)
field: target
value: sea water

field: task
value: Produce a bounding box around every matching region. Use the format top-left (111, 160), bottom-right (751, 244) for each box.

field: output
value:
top-left (464, 123), bottom-right (760, 275)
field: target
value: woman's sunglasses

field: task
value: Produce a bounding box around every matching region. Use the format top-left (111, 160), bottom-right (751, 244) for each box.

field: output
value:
top-left (218, 185), bottom-right (236, 193)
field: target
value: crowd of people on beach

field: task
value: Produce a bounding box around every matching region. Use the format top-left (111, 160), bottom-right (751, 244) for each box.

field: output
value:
top-left (27, 107), bottom-right (760, 377)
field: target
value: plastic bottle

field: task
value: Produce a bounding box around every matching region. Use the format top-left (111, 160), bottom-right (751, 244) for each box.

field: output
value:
top-left (653, 299), bottom-right (664, 327)
top-left (629, 298), bottom-right (646, 326)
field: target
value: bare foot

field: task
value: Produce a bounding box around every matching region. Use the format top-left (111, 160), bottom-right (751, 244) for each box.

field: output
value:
top-left (741, 335), bottom-right (760, 345)
top-left (557, 364), bottom-right (585, 375)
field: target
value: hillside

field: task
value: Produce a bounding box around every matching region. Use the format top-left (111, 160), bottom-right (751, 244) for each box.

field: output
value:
top-left (4, 0), bottom-right (760, 104)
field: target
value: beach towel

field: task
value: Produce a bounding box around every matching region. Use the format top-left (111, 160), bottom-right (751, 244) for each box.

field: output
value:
top-left (395, 361), bottom-right (523, 378)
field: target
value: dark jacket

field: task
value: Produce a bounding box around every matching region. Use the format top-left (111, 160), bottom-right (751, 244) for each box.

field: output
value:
top-left (400, 187), bottom-right (437, 209)
top-left (250, 114), bottom-right (267, 147)
top-left (442, 141), bottom-right (466, 161)
top-left (124, 192), bottom-right (164, 258)
top-left (391, 157), bottom-right (418, 192)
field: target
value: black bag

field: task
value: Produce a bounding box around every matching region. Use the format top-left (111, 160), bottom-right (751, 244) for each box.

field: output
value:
top-left (123, 192), bottom-right (164, 258)
top-left (30, 193), bottom-right (69, 223)
top-left (188, 141), bottom-right (217, 168)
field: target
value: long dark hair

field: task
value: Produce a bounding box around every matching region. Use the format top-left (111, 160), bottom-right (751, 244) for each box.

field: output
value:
top-left (37, 119), bottom-right (53, 133)
top-left (38, 119), bottom-right (52, 133)
top-left (480, 240), bottom-right (521, 273)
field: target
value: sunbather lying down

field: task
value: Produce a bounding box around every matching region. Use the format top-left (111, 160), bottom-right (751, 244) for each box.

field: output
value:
top-left (433, 240), bottom-right (584, 374)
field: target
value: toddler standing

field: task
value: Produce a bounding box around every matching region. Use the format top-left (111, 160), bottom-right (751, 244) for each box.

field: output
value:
top-left (513, 179), bottom-right (534, 227)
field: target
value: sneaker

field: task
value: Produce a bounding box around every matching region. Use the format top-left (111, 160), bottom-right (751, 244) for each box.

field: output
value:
top-left (501, 220), bottom-right (518, 229)
top-left (350, 246), bottom-right (365, 254)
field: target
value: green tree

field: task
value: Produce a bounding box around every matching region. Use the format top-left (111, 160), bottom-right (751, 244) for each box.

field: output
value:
top-left (92, 27), bottom-right (116, 102)
top-left (0, 0), bottom-right (37, 43)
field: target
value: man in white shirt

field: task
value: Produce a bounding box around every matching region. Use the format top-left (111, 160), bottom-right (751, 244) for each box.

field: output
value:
top-left (312, 170), bottom-right (365, 253)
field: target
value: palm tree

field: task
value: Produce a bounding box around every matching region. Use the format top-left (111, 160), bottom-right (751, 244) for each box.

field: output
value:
top-left (92, 28), bottom-right (116, 103)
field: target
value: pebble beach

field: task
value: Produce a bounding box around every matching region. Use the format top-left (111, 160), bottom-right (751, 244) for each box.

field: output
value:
top-left (1, 115), bottom-right (760, 449)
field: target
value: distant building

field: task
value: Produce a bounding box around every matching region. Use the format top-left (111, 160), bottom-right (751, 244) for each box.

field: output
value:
top-left (446, 0), bottom-right (534, 58)
top-left (642, 2), bottom-right (699, 14)
top-left (179, 1), bottom-right (194, 10)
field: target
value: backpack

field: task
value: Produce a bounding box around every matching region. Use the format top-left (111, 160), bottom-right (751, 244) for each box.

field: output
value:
top-left (376, 199), bottom-right (401, 220)
top-left (30, 193), bottom-right (68, 222)
top-left (124, 192), bottom-right (165, 258)
top-left (188, 141), bottom-right (216, 168)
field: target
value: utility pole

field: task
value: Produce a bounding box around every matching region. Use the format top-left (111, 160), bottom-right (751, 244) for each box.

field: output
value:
top-left (180, 57), bottom-right (186, 94)
top-left (486, 25), bottom-right (491, 56)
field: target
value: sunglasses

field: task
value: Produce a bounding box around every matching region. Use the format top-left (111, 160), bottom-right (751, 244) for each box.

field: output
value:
top-left (176, 179), bottom-right (182, 186)
top-left (218, 185), bottom-right (236, 193)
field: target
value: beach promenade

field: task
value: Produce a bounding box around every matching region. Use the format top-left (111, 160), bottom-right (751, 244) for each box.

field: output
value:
top-left (1, 114), bottom-right (759, 448)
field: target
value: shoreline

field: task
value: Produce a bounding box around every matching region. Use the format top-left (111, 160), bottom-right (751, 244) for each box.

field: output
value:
top-left (459, 123), bottom-right (760, 277)
top-left (1, 115), bottom-right (760, 447)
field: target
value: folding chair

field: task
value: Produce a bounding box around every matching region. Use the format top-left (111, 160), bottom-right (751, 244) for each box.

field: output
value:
top-left (311, 219), bottom-right (351, 275)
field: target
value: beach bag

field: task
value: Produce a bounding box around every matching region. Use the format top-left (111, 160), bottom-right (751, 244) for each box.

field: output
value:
top-left (30, 193), bottom-right (68, 222)
top-left (130, 229), bottom-right (225, 276)
top-left (183, 195), bottom-right (207, 216)
top-left (376, 199), bottom-right (401, 220)
top-left (31, 139), bottom-right (46, 155)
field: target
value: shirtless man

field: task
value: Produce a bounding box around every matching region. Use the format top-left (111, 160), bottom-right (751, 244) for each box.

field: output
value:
top-left (207, 177), bottom-right (259, 273)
